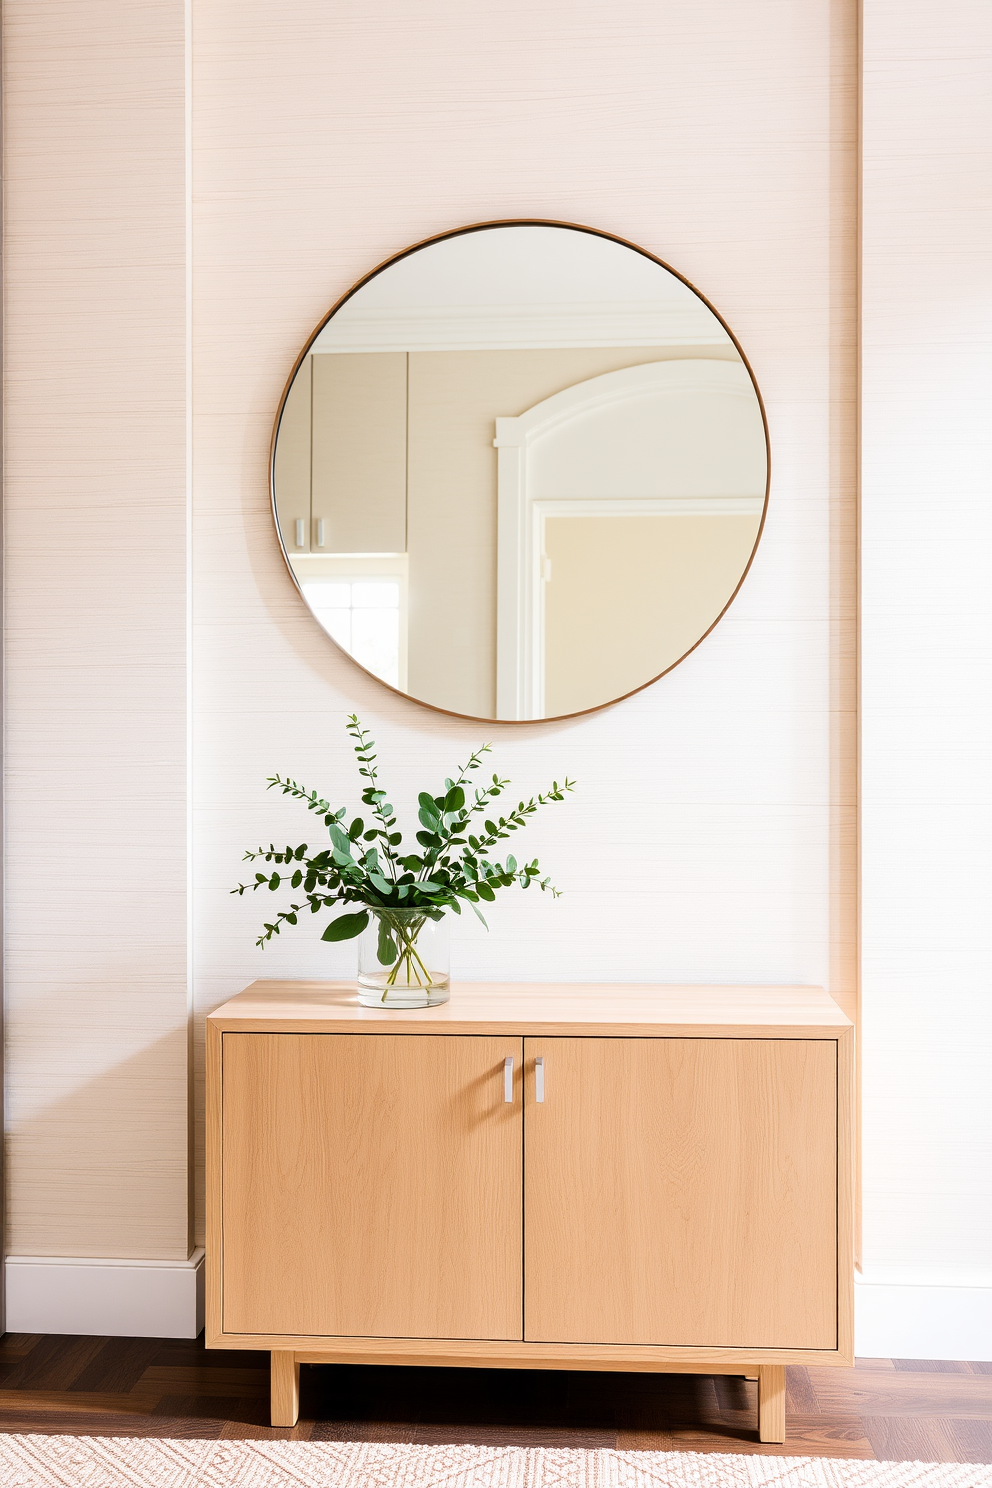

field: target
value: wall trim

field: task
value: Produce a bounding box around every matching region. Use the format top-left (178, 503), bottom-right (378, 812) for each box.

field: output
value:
top-left (5, 1249), bottom-right (205, 1339)
top-left (855, 1276), bottom-right (992, 1361)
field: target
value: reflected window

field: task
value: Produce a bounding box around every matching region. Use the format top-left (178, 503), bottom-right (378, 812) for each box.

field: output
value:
top-left (296, 556), bottom-right (408, 690)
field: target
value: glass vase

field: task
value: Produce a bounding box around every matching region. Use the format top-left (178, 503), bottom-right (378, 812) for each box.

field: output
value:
top-left (357, 906), bottom-right (451, 1008)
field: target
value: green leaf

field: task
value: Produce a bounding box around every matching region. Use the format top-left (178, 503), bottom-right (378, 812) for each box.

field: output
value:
top-left (476, 881), bottom-right (496, 902)
top-left (377, 918), bottom-right (396, 965)
top-left (418, 805), bottom-right (440, 830)
top-left (369, 871), bottom-right (394, 897)
top-left (321, 910), bottom-right (369, 942)
top-left (268, 873), bottom-right (280, 890)
top-left (418, 792), bottom-right (437, 814)
top-left (328, 823), bottom-right (354, 858)
top-left (444, 785), bottom-right (465, 812)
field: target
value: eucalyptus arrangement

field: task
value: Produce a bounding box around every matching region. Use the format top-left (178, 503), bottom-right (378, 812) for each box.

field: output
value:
top-left (233, 716), bottom-right (575, 1007)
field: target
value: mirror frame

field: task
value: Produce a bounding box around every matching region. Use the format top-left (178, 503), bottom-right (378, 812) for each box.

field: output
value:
top-left (270, 219), bottom-right (771, 723)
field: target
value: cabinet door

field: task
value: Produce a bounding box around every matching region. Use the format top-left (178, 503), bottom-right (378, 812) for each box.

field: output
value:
top-left (524, 1037), bottom-right (837, 1349)
top-left (222, 1033), bottom-right (522, 1340)
top-left (311, 352), bottom-right (407, 553)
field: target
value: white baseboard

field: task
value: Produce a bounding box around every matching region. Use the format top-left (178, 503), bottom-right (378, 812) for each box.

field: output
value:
top-left (4, 1249), bottom-right (205, 1339)
top-left (4, 1252), bottom-right (988, 1358)
top-left (856, 1277), bottom-right (992, 1361)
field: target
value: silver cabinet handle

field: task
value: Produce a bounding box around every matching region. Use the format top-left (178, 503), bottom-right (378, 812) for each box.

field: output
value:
top-left (316, 518), bottom-right (325, 548)
top-left (294, 518), bottom-right (305, 549)
top-left (504, 1056), bottom-right (514, 1103)
top-left (535, 1056), bottom-right (545, 1103)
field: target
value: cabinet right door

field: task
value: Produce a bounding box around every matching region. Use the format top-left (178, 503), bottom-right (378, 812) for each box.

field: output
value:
top-left (524, 1037), bottom-right (837, 1349)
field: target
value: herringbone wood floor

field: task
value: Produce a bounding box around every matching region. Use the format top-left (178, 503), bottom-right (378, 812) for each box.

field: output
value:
top-left (0, 1334), bottom-right (989, 1462)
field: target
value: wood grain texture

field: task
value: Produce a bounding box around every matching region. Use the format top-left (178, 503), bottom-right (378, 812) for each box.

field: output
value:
top-left (208, 995), bottom-right (853, 1387)
top-left (860, 0), bottom-right (992, 1294)
top-left (757, 1365), bottom-right (786, 1443)
top-left (212, 1338), bottom-right (849, 1368)
top-left (220, 1034), bottom-right (523, 1341)
top-left (269, 1352), bottom-right (299, 1429)
top-left (523, 1038), bottom-right (838, 1350)
top-left (209, 981), bottom-right (852, 1038)
top-left (2, 0), bottom-right (191, 1256)
top-left (190, 0), bottom-right (859, 1254)
top-left (0, 1334), bottom-right (988, 1460)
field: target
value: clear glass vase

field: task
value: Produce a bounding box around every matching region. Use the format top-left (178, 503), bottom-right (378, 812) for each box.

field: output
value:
top-left (357, 906), bottom-right (450, 1008)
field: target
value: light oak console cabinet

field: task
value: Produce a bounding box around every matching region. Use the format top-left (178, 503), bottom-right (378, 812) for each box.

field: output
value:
top-left (206, 981), bottom-right (854, 1442)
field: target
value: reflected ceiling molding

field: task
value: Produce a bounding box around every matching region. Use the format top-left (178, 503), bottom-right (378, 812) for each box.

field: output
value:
top-left (312, 301), bottom-right (732, 354)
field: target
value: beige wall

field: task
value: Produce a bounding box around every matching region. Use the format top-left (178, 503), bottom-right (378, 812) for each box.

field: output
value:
top-left (543, 514), bottom-right (761, 718)
top-left (3, 0), bottom-right (192, 1256)
top-left (860, 0), bottom-right (992, 1309)
top-left (4, 0), bottom-right (857, 1265)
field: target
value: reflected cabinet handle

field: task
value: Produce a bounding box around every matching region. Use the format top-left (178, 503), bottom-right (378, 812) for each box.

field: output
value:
top-left (504, 1056), bottom-right (514, 1103)
top-left (294, 518), bottom-right (305, 549)
top-left (535, 1056), bottom-right (545, 1103)
top-left (316, 518), bottom-right (325, 548)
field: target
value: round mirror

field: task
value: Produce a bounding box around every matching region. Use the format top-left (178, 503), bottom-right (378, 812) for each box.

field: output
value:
top-left (272, 222), bottom-right (769, 721)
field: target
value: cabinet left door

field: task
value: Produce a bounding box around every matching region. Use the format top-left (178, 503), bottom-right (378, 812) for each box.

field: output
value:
top-left (220, 1032), bottom-right (523, 1341)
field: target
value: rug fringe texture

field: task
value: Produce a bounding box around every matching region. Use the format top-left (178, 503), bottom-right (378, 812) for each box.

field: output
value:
top-left (0, 1438), bottom-right (988, 1488)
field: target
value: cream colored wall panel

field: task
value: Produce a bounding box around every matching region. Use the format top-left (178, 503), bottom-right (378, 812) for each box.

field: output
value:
top-left (3, 0), bottom-right (191, 1256)
top-left (192, 0), bottom-right (857, 1243)
top-left (861, 0), bottom-right (992, 1289)
top-left (310, 352), bottom-right (406, 553)
top-left (543, 514), bottom-right (760, 718)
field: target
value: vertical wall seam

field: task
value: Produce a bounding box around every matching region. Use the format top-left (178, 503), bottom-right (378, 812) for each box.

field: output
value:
top-left (185, 0), bottom-right (195, 1259)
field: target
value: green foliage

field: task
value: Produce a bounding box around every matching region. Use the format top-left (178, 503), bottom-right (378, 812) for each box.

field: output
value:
top-left (232, 715), bottom-right (575, 949)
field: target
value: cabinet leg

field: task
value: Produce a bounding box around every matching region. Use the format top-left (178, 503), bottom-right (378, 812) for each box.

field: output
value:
top-left (270, 1350), bottom-right (300, 1427)
top-left (757, 1365), bottom-right (785, 1443)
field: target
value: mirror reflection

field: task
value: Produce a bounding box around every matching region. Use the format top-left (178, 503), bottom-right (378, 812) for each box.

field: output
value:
top-left (273, 224), bottom-right (768, 720)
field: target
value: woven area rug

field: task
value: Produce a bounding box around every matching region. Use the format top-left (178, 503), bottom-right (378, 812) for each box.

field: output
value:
top-left (0, 1439), bottom-right (988, 1488)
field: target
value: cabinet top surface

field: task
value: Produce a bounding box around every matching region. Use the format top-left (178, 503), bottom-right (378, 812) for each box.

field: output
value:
top-left (208, 981), bottom-right (851, 1038)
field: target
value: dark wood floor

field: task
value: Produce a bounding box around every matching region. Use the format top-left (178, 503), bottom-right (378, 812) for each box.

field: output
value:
top-left (0, 1334), bottom-right (989, 1462)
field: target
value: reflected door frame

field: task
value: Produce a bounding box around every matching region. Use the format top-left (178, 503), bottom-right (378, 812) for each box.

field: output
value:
top-left (494, 360), bottom-right (763, 721)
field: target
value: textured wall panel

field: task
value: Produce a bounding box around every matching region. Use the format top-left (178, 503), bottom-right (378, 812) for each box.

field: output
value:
top-left (3, 0), bottom-right (191, 1257)
top-left (861, 0), bottom-right (992, 1286)
top-left (191, 0), bottom-right (858, 1239)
